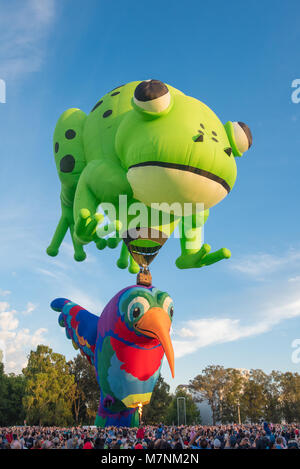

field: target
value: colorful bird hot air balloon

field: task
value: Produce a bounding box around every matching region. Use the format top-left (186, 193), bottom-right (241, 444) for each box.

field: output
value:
top-left (51, 284), bottom-right (174, 427)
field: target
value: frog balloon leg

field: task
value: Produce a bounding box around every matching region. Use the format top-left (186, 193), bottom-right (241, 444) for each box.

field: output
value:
top-left (47, 108), bottom-right (89, 261)
top-left (47, 80), bottom-right (252, 271)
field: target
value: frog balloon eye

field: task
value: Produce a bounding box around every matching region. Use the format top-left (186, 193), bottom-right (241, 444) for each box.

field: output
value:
top-left (232, 122), bottom-right (252, 152)
top-left (224, 121), bottom-right (253, 157)
top-left (127, 296), bottom-right (150, 323)
top-left (133, 79), bottom-right (171, 114)
top-left (162, 296), bottom-right (174, 318)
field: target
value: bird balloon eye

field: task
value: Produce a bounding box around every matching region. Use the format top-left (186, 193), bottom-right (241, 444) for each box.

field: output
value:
top-left (224, 121), bottom-right (253, 157)
top-left (162, 296), bottom-right (174, 318)
top-left (133, 79), bottom-right (171, 114)
top-left (132, 307), bottom-right (141, 318)
top-left (127, 296), bottom-right (150, 322)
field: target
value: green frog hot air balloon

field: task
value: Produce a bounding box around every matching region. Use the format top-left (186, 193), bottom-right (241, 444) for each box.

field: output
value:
top-left (47, 79), bottom-right (252, 274)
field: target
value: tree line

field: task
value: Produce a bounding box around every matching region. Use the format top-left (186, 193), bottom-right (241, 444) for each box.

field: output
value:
top-left (184, 365), bottom-right (300, 424)
top-left (0, 345), bottom-right (99, 426)
top-left (0, 344), bottom-right (199, 426)
top-left (1, 347), bottom-right (299, 426)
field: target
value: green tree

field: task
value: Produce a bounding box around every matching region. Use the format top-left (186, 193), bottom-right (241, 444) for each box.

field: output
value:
top-left (240, 370), bottom-right (269, 423)
top-left (166, 387), bottom-right (201, 425)
top-left (23, 345), bottom-right (76, 426)
top-left (0, 360), bottom-right (26, 426)
top-left (275, 371), bottom-right (300, 423)
top-left (0, 361), bottom-right (8, 425)
top-left (188, 365), bottom-right (228, 424)
top-left (4, 373), bottom-right (26, 425)
top-left (69, 354), bottom-right (99, 424)
top-left (263, 371), bottom-right (282, 423)
top-left (143, 375), bottom-right (171, 424)
top-left (219, 368), bottom-right (246, 423)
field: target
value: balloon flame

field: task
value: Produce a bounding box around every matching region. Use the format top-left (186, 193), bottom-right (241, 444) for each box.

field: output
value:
top-left (138, 402), bottom-right (143, 423)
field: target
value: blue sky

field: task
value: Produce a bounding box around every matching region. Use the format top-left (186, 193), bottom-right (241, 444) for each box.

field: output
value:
top-left (1, 0), bottom-right (300, 390)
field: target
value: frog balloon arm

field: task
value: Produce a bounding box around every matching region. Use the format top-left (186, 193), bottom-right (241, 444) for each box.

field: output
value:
top-left (175, 212), bottom-right (231, 269)
top-left (176, 243), bottom-right (231, 269)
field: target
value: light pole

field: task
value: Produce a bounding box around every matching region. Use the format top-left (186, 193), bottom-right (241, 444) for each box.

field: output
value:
top-left (237, 400), bottom-right (241, 425)
top-left (177, 397), bottom-right (186, 426)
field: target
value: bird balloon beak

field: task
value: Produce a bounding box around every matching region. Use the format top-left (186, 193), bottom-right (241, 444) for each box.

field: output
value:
top-left (135, 307), bottom-right (174, 378)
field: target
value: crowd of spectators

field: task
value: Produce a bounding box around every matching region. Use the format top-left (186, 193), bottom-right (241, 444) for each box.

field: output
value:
top-left (0, 422), bottom-right (299, 449)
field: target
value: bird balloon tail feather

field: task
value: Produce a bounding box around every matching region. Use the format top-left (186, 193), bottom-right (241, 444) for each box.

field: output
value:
top-left (50, 297), bottom-right (98, 365)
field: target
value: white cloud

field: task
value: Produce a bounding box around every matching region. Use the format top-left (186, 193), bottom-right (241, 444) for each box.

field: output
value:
top-left (61, 286), bottom-right (103, 314)
top-left (289, 276), bottom-right (300, 283)
top-left (173, 291), bottom-right (300, 359)
top-left (0, 308), bottom-right (18, 331)
top-left (36, 268), bottom-right (57, 279)
top-left (36, 267), bottom-right (103, 313)
top-left (29, 0), bottom-right (55, 23)
top-left (0, 289), bottom-right (11, 296)
top-left (22, 302), bottom-right (37, 315)
top-left (230, 249), bottom-right (300, 279)
top-left (0, 0), bottom-right (56, 79)
top-left (0, 302), bottom-right (12, 313)
top-left (0, 300), bottom-right (48, 373)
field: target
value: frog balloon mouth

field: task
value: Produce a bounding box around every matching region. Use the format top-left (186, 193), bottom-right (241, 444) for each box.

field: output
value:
top-left (129, 161), bottom-right (231, 193)
top-left (127, 161), bottom-right (231, 212)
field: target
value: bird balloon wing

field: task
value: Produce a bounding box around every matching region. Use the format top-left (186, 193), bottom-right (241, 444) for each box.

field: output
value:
top-left (51, 298), bottom-right (98, 365)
